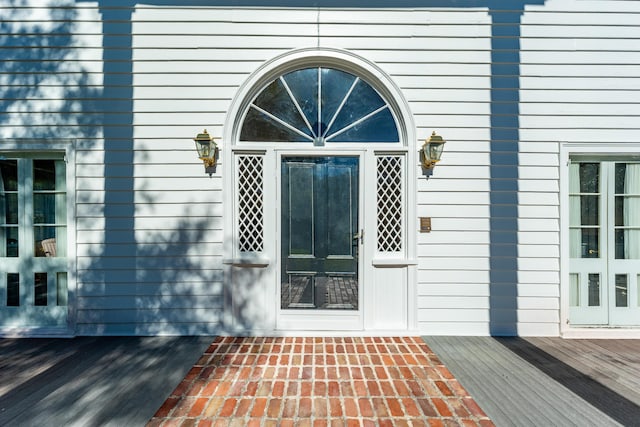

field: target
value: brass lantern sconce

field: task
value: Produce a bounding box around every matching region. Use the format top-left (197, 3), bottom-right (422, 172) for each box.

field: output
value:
top-left (421, 131), bottom-right (446, 170)
top-left (194, 129), bottom-right (219, 176)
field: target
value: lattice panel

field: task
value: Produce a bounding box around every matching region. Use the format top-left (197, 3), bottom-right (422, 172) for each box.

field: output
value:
top-left (237, 155), bottom-right (264, 252)
top-left (376, 156), bottom-right (403, 252)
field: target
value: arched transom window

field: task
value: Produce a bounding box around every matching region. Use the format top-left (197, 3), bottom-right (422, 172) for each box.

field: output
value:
top-left (240, 67), bottom-right (399, 144)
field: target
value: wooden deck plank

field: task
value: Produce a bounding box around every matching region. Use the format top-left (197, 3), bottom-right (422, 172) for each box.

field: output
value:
top-left (0, 336), bottom-right (213, 426)
top-left (424, 336), bottom-right (636, 427)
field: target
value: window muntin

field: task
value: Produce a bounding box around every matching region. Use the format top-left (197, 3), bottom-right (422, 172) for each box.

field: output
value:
top-left (240, 67), bottom-right (400, 144)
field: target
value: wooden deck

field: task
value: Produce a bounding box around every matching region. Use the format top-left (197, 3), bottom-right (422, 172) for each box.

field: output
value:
top-left (0, 336), bottom-right (212, 426)
top-left (424, 336), bottom-right (640, 426)
top-left (1, 335), bottom-right (638, 426)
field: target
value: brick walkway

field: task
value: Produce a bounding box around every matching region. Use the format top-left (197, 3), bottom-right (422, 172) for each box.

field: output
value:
top-left (147, 337), bottom-right (494, 427)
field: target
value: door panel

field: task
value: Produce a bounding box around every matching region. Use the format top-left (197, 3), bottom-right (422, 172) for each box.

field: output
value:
top-left (281, 156), bottom-right (359, 310)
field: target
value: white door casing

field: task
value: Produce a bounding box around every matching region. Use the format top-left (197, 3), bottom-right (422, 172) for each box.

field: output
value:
top-left (223, 48), bottom-right (417, 334)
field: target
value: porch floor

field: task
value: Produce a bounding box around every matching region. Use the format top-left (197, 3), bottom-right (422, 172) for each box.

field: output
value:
top-left (0, 335), bottom-right (638, 426)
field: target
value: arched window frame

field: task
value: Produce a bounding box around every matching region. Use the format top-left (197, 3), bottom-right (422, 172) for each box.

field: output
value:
top-left (223, 48), bottom-right (417, 265)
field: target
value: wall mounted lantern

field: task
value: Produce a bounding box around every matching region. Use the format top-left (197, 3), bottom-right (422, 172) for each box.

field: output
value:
top-left (421, 131), bottom-right (446, 170)
top-left (194, 129), bottom-right (218, 176)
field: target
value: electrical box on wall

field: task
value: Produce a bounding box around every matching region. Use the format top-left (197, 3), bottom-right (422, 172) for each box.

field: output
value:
top-left (419, 217), bottom-right (431, 233)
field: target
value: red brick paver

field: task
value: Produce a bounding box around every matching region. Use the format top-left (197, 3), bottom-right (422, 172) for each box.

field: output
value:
top-left (148, 337), bottom-right (494, 426)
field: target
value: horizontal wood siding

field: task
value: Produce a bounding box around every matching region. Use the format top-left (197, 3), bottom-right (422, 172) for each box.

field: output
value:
top-left (1, 0), bottom-right (637, 335)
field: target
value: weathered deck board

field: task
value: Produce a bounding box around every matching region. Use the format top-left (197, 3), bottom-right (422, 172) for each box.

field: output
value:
top-left (424, 336), bottom-right (640, 427)
top-left (0, 336), bottom-right (213, 427)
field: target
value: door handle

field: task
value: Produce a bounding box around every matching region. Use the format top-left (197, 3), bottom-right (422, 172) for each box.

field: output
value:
top-left (353, 230), bottom-right (363, 244)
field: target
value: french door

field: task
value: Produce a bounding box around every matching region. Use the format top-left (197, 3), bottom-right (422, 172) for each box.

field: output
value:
top-left (0, 157), bottom-right (69, 330)
top-left (278, 155), bottom-right (362, 329)
top-left (569, 160), bottom-right (640, 326)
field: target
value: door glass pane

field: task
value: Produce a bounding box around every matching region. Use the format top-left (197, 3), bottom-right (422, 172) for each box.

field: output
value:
top-left (580, 195), bottom-right (599, 226)
top-left (569, 273), bottom-right (579, 307)
top-left (34, 272), bottom-right (47, 306)
top-left (33, 160), bottom-right (66, 258)
top-left (1, 227), bottom-right (18, 257)
top-left (1, 160), bottom-right (19, 257)
top-left (581, 229), bottom-right (599, 258)
top-left (615, 163), bottom-right (640, 259)
top-left (588, 273), bottom-right (600, 306)
top-left (281, 157), bottom-right (359, 311)
top-left (57, 272), bottom-right (68, 306)
top-left (615, 274), bottom-right (628, 307)
top-left (7, 273), bottom-right (19, 307)
top-left (579, 163), bottom-right (599, 193)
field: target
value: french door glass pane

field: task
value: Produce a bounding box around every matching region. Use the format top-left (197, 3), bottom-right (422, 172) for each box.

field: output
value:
top-left (614, 163), bottom-right (640, 259)
top-left (579, 163), bottom-right (599, 193)
top-left (34, 272), bottom-right (47, 306)
top-left (57, 272), bottom-right (68, 306)
top-left (34, 226), bottom-right (66, 257)
top-left (580, 195), bottom-right (599, 225)
top-left (581, 229), bottom-right (599, 258)
top-left (588, 273), bottom-right (600, 306)
top-left (1, 226), bottom-right (18, 257)
top-left (7, 273), bottom-right (19, 306)
top-left (615, 274), bottom-right (628, 307)
top-left (569, 273), bottom-right (579, 306)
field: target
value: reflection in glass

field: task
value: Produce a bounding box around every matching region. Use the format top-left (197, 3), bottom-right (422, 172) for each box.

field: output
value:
top-left (569, 273), bottom-right (579, 307)
top-left (588, 273), bottom-right (600, 306)
top-left (240, 107), bottom-right (310, 142)
top-left (320, 68), bottom-right (357, 136)
top-left (616, 163), bottom-right (640, 259)
top-left (254, 78), bottom-right (313, 138)
top-left (581, 229), bottom-right (599, 258)
top-left (615, 274), bottom-right (628, 307)
top-left (35, 272), bottom-right (47, 306)
top-left (580, 195), bottom-right (598, 226)
top-left (1, 227), bottom-right (18, 257)
top-left (7, 273), bottom-right (19, 306)
top-left (579, 163), bottom-right (599, 193)
top-left (32, 160), bottom-right (66, 258)
top-left (1, 160), bottom-right (19, 258)
top-left (57, 272), bottom-right (68, 306)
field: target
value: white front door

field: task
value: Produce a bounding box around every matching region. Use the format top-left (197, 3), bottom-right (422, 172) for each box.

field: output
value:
top-left (569, 160), bottom-right (640, 326)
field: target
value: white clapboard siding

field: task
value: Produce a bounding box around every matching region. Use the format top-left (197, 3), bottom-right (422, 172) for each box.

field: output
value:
top-left (2, 0), bottom-right (637, 336)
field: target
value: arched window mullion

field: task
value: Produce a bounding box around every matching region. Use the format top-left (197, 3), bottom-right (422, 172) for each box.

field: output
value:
top-left (325, 105), bottom-right (389, 142)
top-left (279, 76), bottom-right (316, 138)
top-left (322, 77), bottom-right (359, 139)
top-left (250, 104), bottom-right (314, 142)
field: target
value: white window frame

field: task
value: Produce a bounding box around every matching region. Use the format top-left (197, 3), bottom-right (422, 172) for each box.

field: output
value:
top-left (560, 142), bottom-right (640, 338)
top-left (0, 139), bottom-right (76, 337)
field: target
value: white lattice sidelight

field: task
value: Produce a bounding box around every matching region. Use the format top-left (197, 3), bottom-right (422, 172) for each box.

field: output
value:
top-left (237, 155), bottom-right (264, 252)
top-left (376, 156), bottom-right (403, 252)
